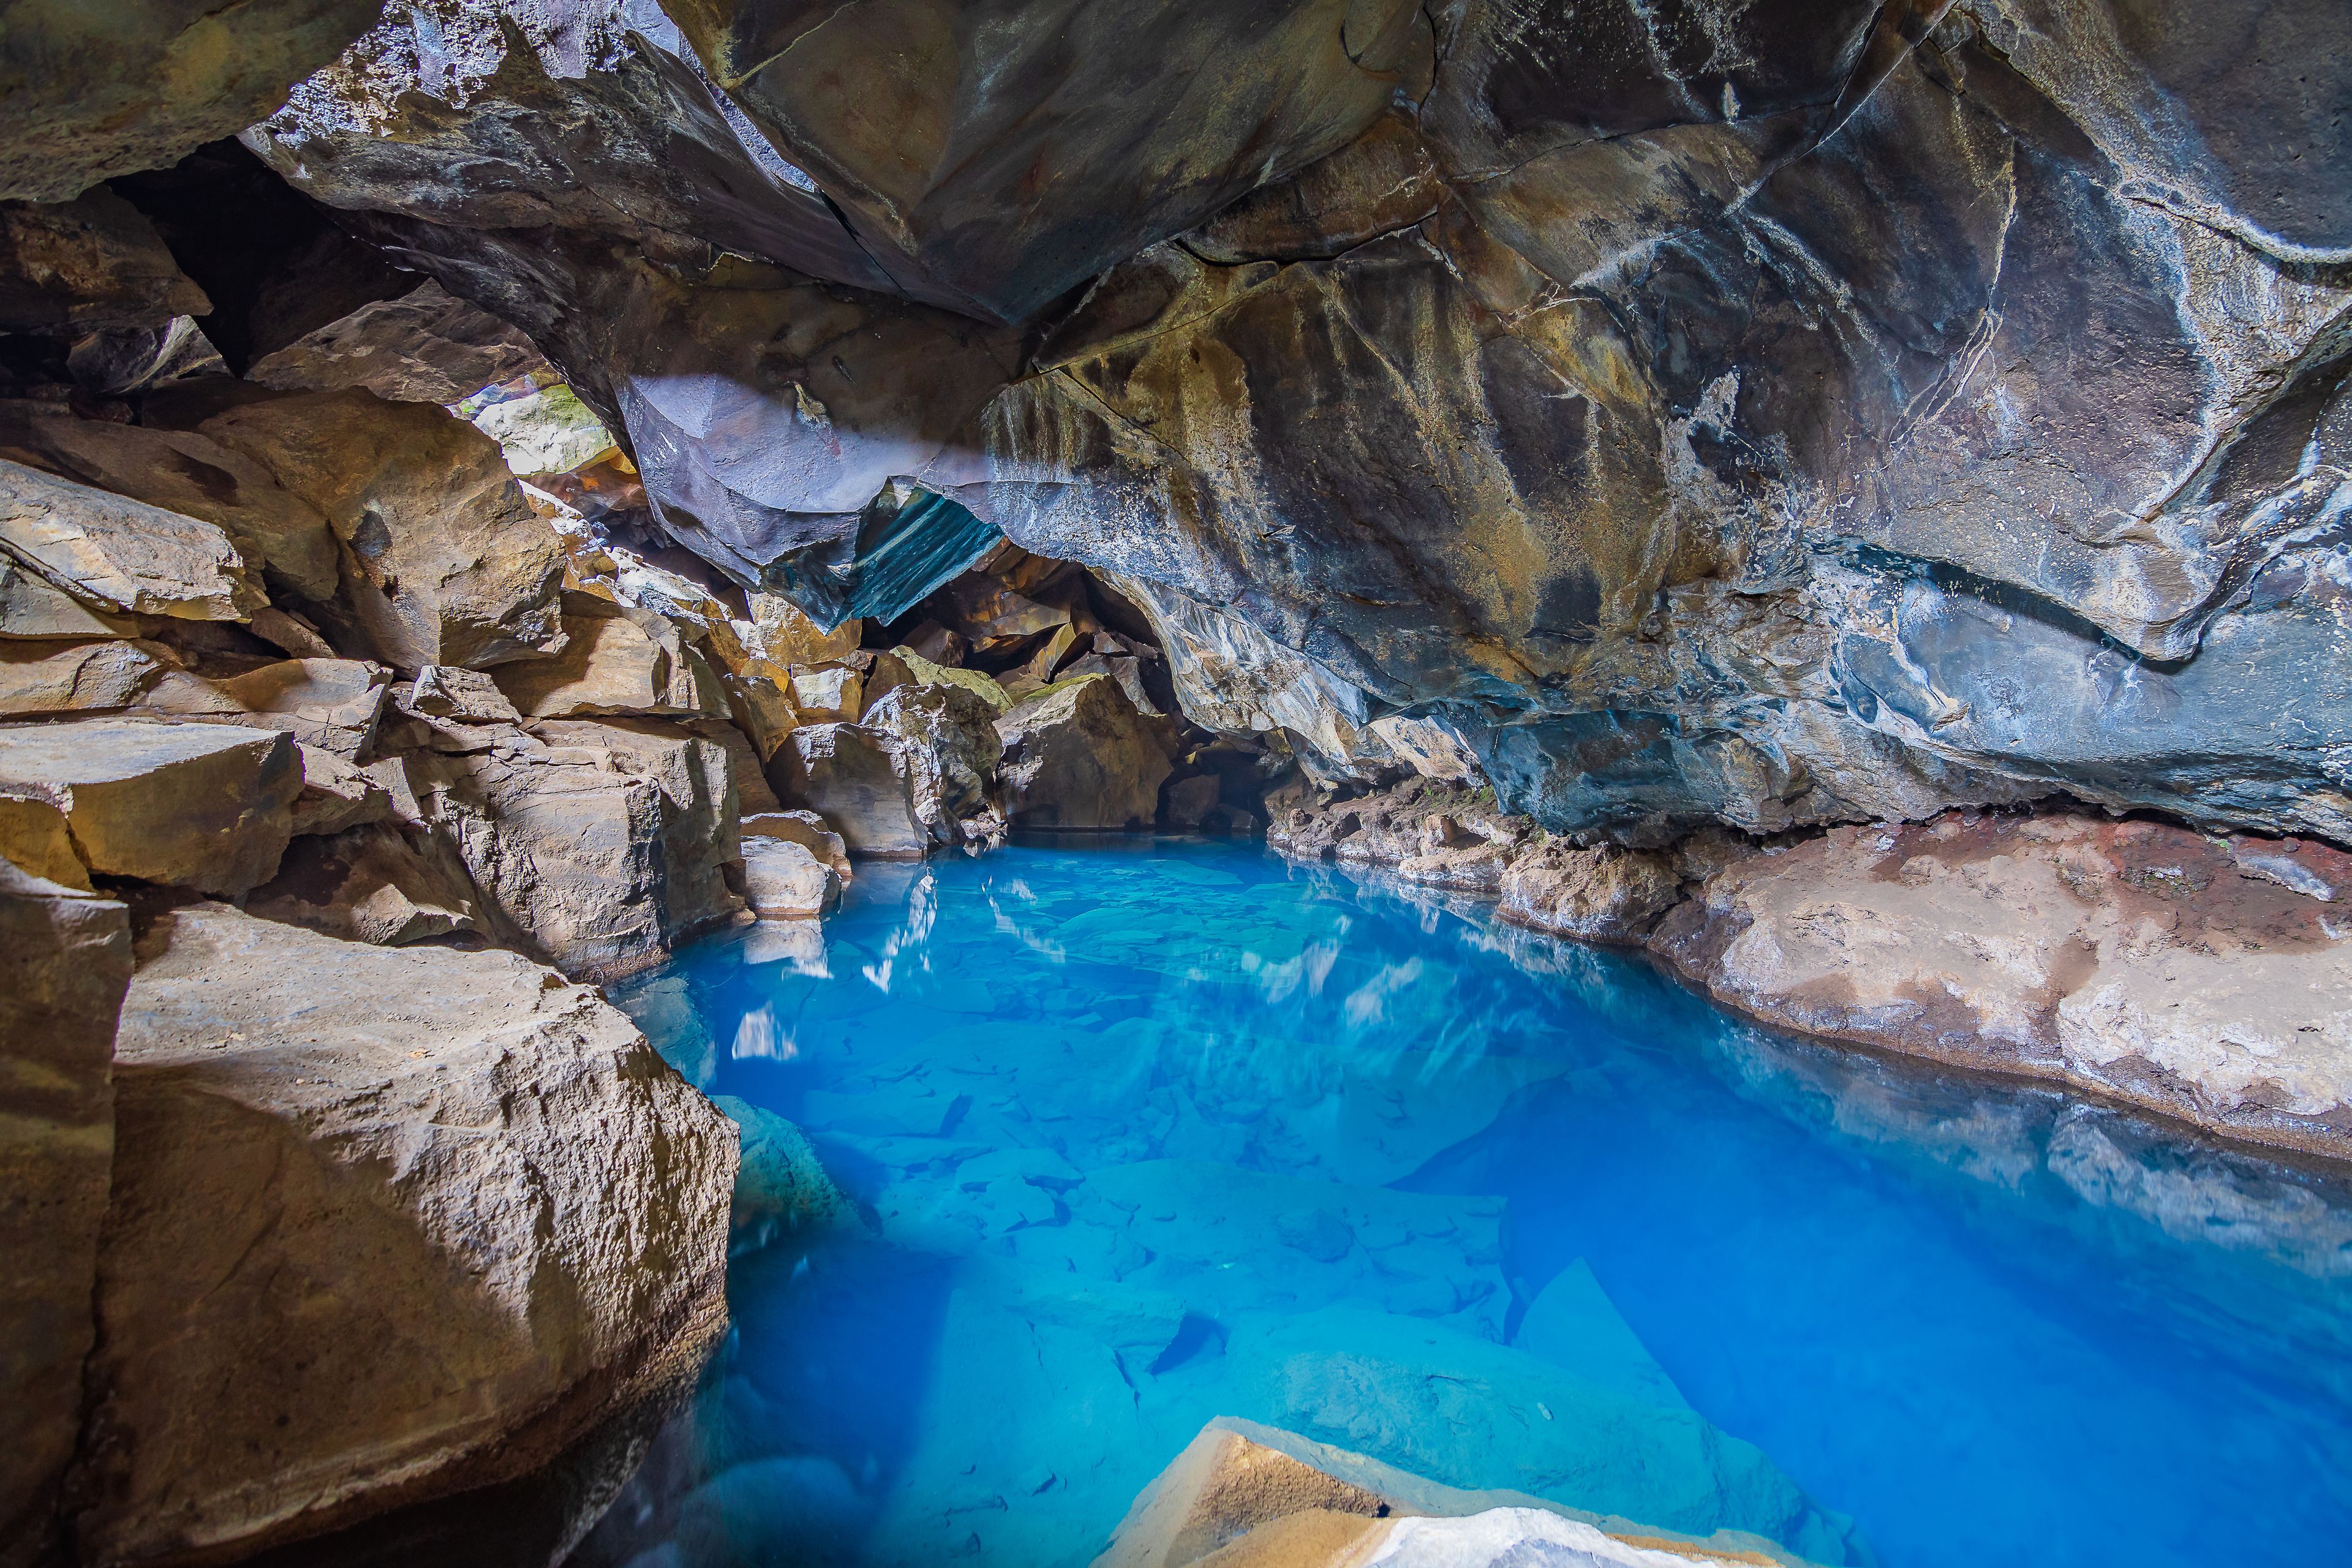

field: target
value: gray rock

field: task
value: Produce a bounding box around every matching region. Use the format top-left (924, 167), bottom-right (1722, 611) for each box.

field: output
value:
top-left (0, 638), bottom-right (170, 717)
top-left (0, 863), bottom-right (127, 1568)
top-left (77, 900), bottom-right (735, 1564)
top-left (741, 809), bottom-right (851, 883)
top-left (1499, 845), bottom-right (1684, 943)
top-left (772, 722), bottom-right (927, 860)
top-left (737, 835), bottom-right (835, 920)
top-left (246, 279), bottom-right (544, 405)
top-left (863, 682), bottom-right (1006, 848)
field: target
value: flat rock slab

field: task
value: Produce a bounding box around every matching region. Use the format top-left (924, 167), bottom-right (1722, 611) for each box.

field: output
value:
top-left (77, 902), bottom-right (737, 1565)
top-left (1651, 813), bottom-right (2352, 1161)
top-left (0, 717), bottom-right (299, 894)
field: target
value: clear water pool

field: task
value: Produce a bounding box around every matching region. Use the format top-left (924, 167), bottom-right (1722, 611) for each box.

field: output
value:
top-left (591, 837), bottom-right (2352, 1568)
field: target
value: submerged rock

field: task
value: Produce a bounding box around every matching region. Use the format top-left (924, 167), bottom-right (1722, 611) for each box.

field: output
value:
top-left (78, 901), bottom-right (736, 1564)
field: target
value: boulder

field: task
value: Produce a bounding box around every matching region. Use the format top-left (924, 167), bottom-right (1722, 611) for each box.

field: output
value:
top-left (137, 655), bottom-right (391, 757)
top-left (470, 383), bottom-right (616, 478)
top-left (285, 743), bottom-right (391, 837)
top-left (864, 682), bottom-right (1006, 848)
top-left (0, 718), bottom-right (299, 895)
top-left (247, 279), bottom-right (544, 405)
top-left (737, 837), bottom-right (837, 921)
top-left (0, 863), bottom-right (129, 1568)
top-left (0, 553), bottom-right (132, 639)
top-left (742, 810), bottom-right (851, 884)
top-left (0, 459), bottom-right (263, 622)
top-left (772, 723), bottom-right (927, 859)
top-left (995, 675), bottom-right (1173, 831)
top-left (754, 594), bottom-right (860, 666)
top-left (398, 718), bottom-right (742, 977)
top-left (1499, 845), bottom-right (1684, 943)
top-left (178, 389), bottom-right (564, 671)
top-left (0, 639), bottom-right (169, 717)
top-left (787, 665), bottom-right (862, 724)
top-left (77, 902), bottom-right (736, 1564)
top-left (0, 189), bottom-right (209, 334)
top-left (710, 1096), bottom-right (856, 1242)
top-left (494, 592), bottom-right (726, 720)
top-left (1162, 774), bottom-right (1223, 831)
top-left (0, 402), bottom-right (341, 602)
top-left (1649, 813), bottom-right (2352, 1161)
top-left (246, 821), bottom-right (479, 945)
top-left (0, 790), bottom-right (89, 888)
top-left (395, 663), bottom-right (522, 726)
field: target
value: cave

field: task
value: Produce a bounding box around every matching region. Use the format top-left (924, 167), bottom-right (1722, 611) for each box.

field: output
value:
top-left (2, 4), bottom-right (2350, 1567)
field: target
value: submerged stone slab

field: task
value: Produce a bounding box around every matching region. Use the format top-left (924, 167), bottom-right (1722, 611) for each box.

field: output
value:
top-left (78, 901), bottom-right (736, 1564)
top-left (0, 718), bottom-right (300, 895)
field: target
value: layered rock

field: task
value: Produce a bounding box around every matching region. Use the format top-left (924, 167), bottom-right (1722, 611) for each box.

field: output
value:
top-left (0, 864), bottom-right (129, 1568)
top-left (77, 900), bottom-right (736, 1564)
top-left (247, 279), bottom-right (545, 404)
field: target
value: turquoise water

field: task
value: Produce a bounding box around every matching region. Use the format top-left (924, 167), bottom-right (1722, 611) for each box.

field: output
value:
top-left (592, 838), bottom-right (2352, 1568)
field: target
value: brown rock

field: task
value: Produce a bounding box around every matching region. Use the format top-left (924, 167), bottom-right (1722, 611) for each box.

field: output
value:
top-left (0, 862), bottom-right (128, 1568)
top-left (398, 718), bottom-right (742, 977)
top-left (183, 390), bottom-right (564, 671)
top-left (1499, 845), bottom-right (1684, 943)
top-left (394, 663), bottom-right (524, 726)
top-left (0, 718), bottom-right (299, 895)
top-left (772, 722), bottom-right (927, 859)
top-left (285, 743), bottom-right (391, 837)
top-left (78, 901), bottom-right (735, 1564)
top-left (737, 837), bottom-right (837, 921)
top-left (246, 279), bottom-right (545, 405)
top-left (494, 592), bottom-right (726, 720)
top-left (742, 810), bottom-right (851, 884)
top-left (752, 593), bottom-right (860, 666)
top-left (864, 682), bottom-right (1006, 848)
top-left (0, 552), bottom-right (132, 639)
top-left (246, 821), bottom-right (479, 945)
top-left (137, 655), bottom-right (391, 757)
top-left (0, 0), bottom-right (386, 202)
top-left (1648, 813), bottom-right (2352, 1160)
top-left (0, 459), bottom-right (263, 622)
top-left (0, 788), bottom-right (88, 888)
top-left (787, 664), bottom-right (863, 724)
top-left (0, 189), bottom-right (209, 334)
top-left (1163, 774), bottom-right (1223, 831)
top-left (0, 638), bottom-right (168, 716)
top-left (995, 674), bottom-right (1172, 831)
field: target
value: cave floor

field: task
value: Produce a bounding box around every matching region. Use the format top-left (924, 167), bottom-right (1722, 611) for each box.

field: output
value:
top-left (597, 838), bottom-right (2352, 1568)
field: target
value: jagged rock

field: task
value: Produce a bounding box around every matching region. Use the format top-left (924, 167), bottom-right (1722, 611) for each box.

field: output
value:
top-left (138, 655), bottom-right (390, 757)
top-left (1395, 817), bottom-right (1518, 894)
top-left (0, 460), bottom-right (263, 622)
top-left (661, 0), bottom-right (1430, 323)
top-left (0, 639), bottom-right (169, 716)
top-left (79, 901), bottom-right (734, 1564)
top-left (1370, 714), bottom-right (1483, 785)
top-left (247, 279), bottom-right (544, 404)
top-left (246, 820), bottom-right (478, 944)
top-left (742, 810), bottom-right (851, 883)
top-left (0, 790), bottom-right (89, 889)
top-left (787, 665), bottom-right (862, 724)
top-left (772, 722), bottom-right (926, 859)
top-left (493, 592), bottom-right (725, 720)
top-left (0, 189), bottom-right (209, 334)
top-left (0, 0), bottom-right (386, 202)
top-left (0, 718), bottom-right (299, 895)
top-left (394, 663), bottom-right (522, 726)
top-left (398, 717), bottom-right (742, 977)
top-left (175, 388), bottom-right (564, 671)
top-left (1499, 845), bottom-right (1684, 943)
top-left (1161, 774), bottom-right (1222, 831)
top-left (737, 836), bottom-right (836, 920)
top-left (995, 674), bottom-right (1171, 831)
top-left (0, 863), bottom-right (128, 1568)
top-left (710, 1096), bottom-right (855, 1241)
top-left (753, 594), bottom-right (859, 667)
top-left (0, 401), bottom-right (342, 603)
top-left (285, 743), bottom-right (391, 835)
top-left (470, 383), bottom-right (616, 477)
top-left (1649, 813), bottom-right (2352, 1161)
top-left (864, 682), bottom-right (1008, 848)
top-left (894, 646), bottom-right (1010, 712)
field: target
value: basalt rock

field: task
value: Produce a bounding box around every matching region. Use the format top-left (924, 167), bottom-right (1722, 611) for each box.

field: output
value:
top-left (78, 900), bottom-right (734, 1565)
top-left (493, 592), bottom-right (727, 722)
top-left (247, 279), bottom-right (544, 404)
top-left (862, 682), bottom-right (1008, 850)
top-left (0, 863), bottom-right (129, 1568)
top-left (0, 459), bottom-right (265, 624)
top-left (736, 835), bottom-right (837, 920)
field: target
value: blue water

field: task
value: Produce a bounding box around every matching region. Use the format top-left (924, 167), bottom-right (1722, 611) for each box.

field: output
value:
top-left (593, 838), bottom-right (2352, 1568)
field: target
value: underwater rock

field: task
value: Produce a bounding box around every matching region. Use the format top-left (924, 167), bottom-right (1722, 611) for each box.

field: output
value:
top-left (1651, 812), bottom-right (2352, 1161)
top-left (996, 674), bottom-right (1172, 832)
top-left (0, 717), bottom-right (300, 895)
top-left (78, 900), bottom-right (735, 1564)
top-left (0, 862), bottom-right (128, 1568)
top-left (710, 1095), bottom-right (857, 1240)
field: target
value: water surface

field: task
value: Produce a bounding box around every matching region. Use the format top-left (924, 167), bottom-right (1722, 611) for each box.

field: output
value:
top-left (592, 837), bottom-right (2352, 1568)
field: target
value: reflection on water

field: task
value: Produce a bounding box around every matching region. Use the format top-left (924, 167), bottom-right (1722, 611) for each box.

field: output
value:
top-left (590, 838), bottom-right (2352, 1568)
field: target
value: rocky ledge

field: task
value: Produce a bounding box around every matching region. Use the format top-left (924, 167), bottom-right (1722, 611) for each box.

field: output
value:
top-left (1275, 785), bottom-right (2352, 1164)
